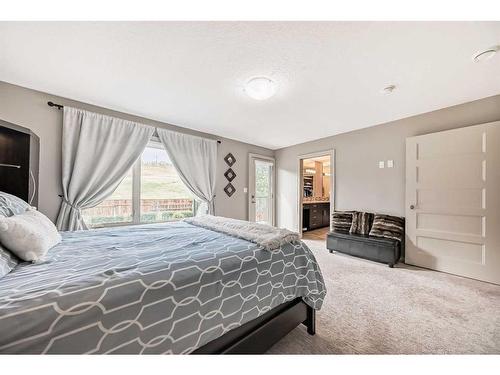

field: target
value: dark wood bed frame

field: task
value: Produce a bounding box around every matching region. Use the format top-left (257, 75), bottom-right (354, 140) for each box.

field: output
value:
top-left (193, 298), bottom-right (315, 354)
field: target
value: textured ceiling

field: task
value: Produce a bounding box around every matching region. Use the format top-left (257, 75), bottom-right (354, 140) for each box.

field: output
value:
top-left (1, 22), bottom-right (499, 149)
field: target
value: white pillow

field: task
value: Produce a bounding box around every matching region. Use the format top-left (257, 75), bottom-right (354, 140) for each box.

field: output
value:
top-left (0, 208), bottom-right (61, 262)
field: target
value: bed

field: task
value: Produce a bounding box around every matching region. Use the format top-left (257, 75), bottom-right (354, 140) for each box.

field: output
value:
top-left (0, 221), bottom-right (326, 354)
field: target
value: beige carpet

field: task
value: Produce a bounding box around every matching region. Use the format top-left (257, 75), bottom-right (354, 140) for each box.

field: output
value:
top-left (267, 237), bottom-right (500, 354)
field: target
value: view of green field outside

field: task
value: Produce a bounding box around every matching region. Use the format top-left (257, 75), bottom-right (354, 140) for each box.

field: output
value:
top-left (83, 146), bottom-right (195, 226)
top-left (254, 160), bottom-right (272, 224)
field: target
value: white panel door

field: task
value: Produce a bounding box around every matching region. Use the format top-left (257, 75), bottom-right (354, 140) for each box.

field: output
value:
top-left (405, 122), bottom-right (500, 284)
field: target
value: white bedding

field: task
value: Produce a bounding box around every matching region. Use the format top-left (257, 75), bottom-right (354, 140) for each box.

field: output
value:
top-left (184, 215), bottom-right (299, 250)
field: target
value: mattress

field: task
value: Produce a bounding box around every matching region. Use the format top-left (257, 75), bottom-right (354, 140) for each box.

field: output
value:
top-left (0, 221), bottom-right (326, 354)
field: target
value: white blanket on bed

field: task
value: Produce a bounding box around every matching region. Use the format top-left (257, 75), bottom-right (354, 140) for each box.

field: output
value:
top-left (184, 215), bottom-right (299, 250)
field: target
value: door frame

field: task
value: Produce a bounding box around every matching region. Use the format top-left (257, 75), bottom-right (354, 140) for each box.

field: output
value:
top-left (248, 153), bottom-right (276, 225)
top-left (297, 149), bottom-right (335, 237)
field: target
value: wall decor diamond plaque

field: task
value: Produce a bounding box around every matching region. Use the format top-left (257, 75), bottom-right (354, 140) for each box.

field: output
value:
top-left (224, 153), bottom-right (236, 167)
top-left (224, 183), bottom-right (236, 197)
top-left (224, 168), bottom-right (236, 182)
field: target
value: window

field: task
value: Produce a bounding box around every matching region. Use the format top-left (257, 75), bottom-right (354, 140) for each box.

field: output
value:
top-left (254, 159), bottom-right (273, 224)
top-left (139, 142), bottom-right (197, 223)
top-left (82, 138), bottom-right (197, 227)
top-left (82, 168), bottom-right (134, 226)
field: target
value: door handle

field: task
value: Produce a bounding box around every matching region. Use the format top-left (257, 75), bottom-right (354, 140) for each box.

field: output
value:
top-left (410, 205), bottom-right (415, 210)
top-left (251, 195), bottom-right (256, 204)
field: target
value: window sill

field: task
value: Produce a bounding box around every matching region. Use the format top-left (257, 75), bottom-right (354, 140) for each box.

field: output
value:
top-left (89, 218), bottom-right (188, 229)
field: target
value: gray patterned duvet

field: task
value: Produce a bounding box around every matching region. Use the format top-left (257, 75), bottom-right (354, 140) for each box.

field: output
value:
top-left (0, 221), bottom-right (325, 354)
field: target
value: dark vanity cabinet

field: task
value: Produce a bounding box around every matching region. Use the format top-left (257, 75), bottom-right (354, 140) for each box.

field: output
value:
top-left (0, 120), bottom-right (39, 207)
top-left (302, 202), bottom-right (330, 231)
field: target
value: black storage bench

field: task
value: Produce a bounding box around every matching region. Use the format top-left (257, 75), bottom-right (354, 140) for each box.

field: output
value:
top-left (327, 231), bottom-right (402, 267)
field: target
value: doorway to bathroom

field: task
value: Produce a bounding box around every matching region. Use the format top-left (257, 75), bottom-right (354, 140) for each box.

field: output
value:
top-left (297, 150), bottom-right (335, 240)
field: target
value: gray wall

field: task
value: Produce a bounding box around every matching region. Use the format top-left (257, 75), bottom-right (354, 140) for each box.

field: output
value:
top-left (2, 79), bottom-right (498, 231)
top-left (0, 81), bottom-right (273, 222)
top-left (275, 94), bottom-right (500, 231)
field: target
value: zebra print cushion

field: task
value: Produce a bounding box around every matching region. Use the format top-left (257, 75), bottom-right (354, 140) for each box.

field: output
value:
top-left (331, 211), bottom-right (353, 232)
top-left (369, 214), bottom-right (405, 242)
top-left (350, 211), bottom-right (374, 235)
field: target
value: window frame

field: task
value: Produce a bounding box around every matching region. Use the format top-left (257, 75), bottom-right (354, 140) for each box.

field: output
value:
top-left (89, 136), bottom-right (195, 228)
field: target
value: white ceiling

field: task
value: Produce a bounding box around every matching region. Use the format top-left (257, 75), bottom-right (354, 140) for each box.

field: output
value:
top-left (1, 22), bottom-right (499, 149)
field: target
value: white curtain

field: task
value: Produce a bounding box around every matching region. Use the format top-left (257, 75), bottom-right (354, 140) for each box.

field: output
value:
top-left (56, 107), bottom-right (154, 231)
top-left (156, 129), bottom-right (217, 215)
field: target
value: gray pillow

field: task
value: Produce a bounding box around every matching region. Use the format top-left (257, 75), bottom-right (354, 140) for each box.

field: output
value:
top-left (0, 244), bottom-right (19, 279)
top-left (0, 191), bottom-right (31, 217)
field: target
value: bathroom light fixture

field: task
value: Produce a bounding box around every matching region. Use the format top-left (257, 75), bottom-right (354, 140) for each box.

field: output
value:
top-left (380, 85), bottom-right (396, 94)
top-left (305, 168), bottom-right (316, 174)
top-left (473, 46), bottom-right (499, 62)
top-left (244, 77), bottom-right (277, 100)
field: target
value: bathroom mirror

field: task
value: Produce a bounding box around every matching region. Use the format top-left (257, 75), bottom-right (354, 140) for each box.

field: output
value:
top-left (302, 157), bottom-right (330, 200)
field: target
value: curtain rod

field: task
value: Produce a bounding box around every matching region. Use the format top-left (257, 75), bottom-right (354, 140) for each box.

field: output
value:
top-left (47, 101), bottom-right (222, 144)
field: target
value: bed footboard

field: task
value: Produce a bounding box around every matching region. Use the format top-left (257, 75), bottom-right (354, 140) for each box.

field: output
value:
top-left (193, 298), bottom-right (314, 354)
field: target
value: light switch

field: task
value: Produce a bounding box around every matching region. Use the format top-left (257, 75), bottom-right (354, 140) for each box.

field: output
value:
top-left (243, 187), bottom-right (248, 193)
top-left (387, 160), bottom-right (394, 168)
top-left (378, 161), bottom-right (385, 169)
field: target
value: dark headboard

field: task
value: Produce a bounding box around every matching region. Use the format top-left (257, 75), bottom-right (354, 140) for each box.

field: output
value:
top-left (0, 119), bottom-right (39, 206)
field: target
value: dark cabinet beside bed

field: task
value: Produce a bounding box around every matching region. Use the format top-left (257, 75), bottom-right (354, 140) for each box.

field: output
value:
top-left (302, 202), bottom-right (330, 231)
top-left (0, 119), bottom-right (39, 207)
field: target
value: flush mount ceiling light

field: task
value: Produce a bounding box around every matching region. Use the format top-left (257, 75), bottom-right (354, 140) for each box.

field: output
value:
top-left (380, 85), bottom-right (396, 95)
top-left (473, 46), bottom-right (499, 62)
top-left (244, 77), bottom-right (278, 100)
